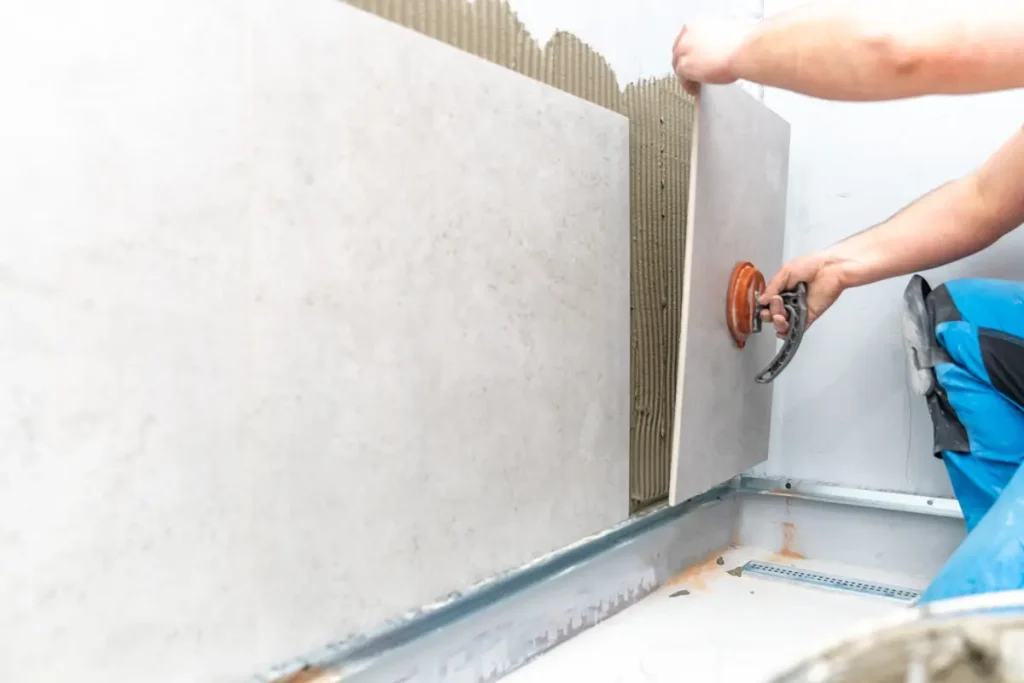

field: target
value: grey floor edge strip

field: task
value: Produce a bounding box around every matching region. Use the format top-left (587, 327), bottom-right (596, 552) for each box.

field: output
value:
top-left (736, 475), bottom-right (962, 519)
top-left (249, 477), bottom-right (952, 681)
top-left (246, 482), bottom-right (734, 682)
top-left (742, 560), bottom-right (922, 602)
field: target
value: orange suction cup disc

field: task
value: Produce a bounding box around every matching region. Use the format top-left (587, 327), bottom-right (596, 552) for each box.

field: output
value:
top-left (726, 261), bottom-right (765, 349)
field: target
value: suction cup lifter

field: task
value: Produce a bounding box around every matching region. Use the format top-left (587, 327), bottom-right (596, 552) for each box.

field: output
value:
top-left (752, 282), bottom-right (808, 383)
top-left (726, 261), bottom-right (808, 384)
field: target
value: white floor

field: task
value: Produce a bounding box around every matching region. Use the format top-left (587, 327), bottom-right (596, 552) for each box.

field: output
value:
top-left (503, 546), bottom-right (931, 683)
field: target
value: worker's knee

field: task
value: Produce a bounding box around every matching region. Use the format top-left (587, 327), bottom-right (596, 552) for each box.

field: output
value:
top-left (934, 319), bottom-right (1024, 412)
top-left (923, 276), bottom-right (1024, 411)
top-left (938, 278), bottom-right (1024, 339)
top-left (933, 360), bottom-right (1024, 464)
top-left (903, 275), bottom-right (1024, 459)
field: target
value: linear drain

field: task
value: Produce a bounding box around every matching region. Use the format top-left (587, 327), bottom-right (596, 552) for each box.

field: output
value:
top-left (742, 561), bottom-right (921, 602)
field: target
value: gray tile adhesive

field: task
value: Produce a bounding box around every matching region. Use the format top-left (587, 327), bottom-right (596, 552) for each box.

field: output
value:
top-left (346, 0), bottom-right (695, 510)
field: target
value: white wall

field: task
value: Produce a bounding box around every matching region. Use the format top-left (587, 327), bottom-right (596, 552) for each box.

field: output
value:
top-left (757, 0), bottom-right (1024, 495)
top-left (507, 0), bottom-right (763, 87)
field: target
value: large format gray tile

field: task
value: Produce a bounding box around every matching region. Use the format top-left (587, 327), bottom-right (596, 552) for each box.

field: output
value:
top-left (0, 2), bottom-right (629, 680)
top-left (670, 84), bottom-right (791, 504)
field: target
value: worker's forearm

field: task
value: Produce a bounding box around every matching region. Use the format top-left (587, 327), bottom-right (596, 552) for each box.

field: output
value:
top-left (730, 0), bottom-right (1024, 100)
top-left (826, 181), bottom-right (994, 288)
top-left (827, 127), bottom-right (1024, 287)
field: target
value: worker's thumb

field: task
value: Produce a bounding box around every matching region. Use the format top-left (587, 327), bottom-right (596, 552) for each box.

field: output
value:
top-left (756, 255), bottom-right (836, 334)
top-left (759, 267), bottom-right (793, 305)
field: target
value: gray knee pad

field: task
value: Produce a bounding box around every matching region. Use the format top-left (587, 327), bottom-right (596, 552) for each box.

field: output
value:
top-left (901, 275), bottom-right (969, 455)
top-left (902, 274), bottom-right (949, 396)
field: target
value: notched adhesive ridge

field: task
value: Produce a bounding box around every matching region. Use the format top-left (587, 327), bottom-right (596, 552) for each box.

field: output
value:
top-left (348, 0), bottom-right (622, 108)
top-left (624, 78), bottom-right (693, 508)
top-left (345, 0), bottom-right (694, 510)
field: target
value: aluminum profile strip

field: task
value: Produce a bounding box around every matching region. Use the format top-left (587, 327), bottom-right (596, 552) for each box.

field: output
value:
top-left (742, 560), bottom-right (922, 602)
top-left (736, 475), bottom-right (963, 519)
top-left (247, 477), bottom-right (958, 682)
top-left (247, 482), bottom-right (736, 683)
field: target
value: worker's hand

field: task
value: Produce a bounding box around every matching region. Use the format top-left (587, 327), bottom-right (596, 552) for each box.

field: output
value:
top-left (672, 18), bottom-right (751, 95)
top-left (760, 252), bottom-right (848, 338)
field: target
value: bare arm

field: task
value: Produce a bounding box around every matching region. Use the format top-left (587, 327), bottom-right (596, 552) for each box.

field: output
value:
top-left (674, 0), bottom-right (1024, 100)
top-left (760, 127), bottom-right (1024, 331)
top-left (829, 126), bottom-right (1024, 288)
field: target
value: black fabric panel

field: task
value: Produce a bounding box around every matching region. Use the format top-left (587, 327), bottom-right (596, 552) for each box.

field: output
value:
top-left (927, 389), bottom-right (970, 456)
top-left (910, 276), bottom-right (967, 455)
top-left (979, 328), bottom-right (1024, 409)
top-left (927, 283), bottom-right (963, 326)
top-left (909, 275), bottom-right (951, 368)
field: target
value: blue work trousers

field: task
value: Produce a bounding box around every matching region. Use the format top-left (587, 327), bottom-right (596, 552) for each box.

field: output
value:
top-left (918, 278), bottom-right (1024, 604)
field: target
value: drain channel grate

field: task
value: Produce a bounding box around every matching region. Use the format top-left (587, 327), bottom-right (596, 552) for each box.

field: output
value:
top-left (742, 561), bottom-right (921, 602)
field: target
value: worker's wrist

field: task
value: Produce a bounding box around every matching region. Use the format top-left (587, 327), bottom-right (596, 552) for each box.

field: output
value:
top-left (725, 21), bottom-right (761, 83)
top-left (821, 248), bottom-right (864, 291)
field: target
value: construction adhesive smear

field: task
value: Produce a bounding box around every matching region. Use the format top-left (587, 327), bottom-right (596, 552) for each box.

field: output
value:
top-left (346, 0), bottom-right (695, 510)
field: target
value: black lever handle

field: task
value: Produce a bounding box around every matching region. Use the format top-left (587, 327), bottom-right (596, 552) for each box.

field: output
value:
top-left (753, 281), bottom-right (808, 384)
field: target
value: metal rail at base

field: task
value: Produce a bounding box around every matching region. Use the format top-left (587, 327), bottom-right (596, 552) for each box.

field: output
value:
top-left (250, 475), bottom-right (961, 683)
top-left (735, 475), bottom-right (963, 520)
top-left (250, 483), bottom-right (735, 683)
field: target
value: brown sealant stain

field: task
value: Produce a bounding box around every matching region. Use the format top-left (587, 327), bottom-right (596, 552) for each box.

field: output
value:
top-left (666, 549), bottom-right (728, 592)
top-left (727, 566), bottom-right (744, 578)
top-left (271, 665), bottom-right (338, 683)
top-left (771, 521), bottom-right (805, 561)
top-left (345, 0), bottom-right (695, 511)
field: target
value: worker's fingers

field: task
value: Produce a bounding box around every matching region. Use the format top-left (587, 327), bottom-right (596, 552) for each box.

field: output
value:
top-left (672, 27), bottom-right (701, 95)
top-left (760, 269), bottom-right (793, 303)
top-left (772, 313), bottom-right (789, 337)
top-left (673, 55), bottom-right (700, 95)
top-left (673, 25), bottom-right (688, 57)
top-left (758, 295), bottom-right (786, 325)
top-left (673, 53), bottom-right (686, 78)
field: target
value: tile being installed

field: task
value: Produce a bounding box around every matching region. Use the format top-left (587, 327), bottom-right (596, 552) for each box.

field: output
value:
top-left (670, 84), bottom-right (791, 505)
